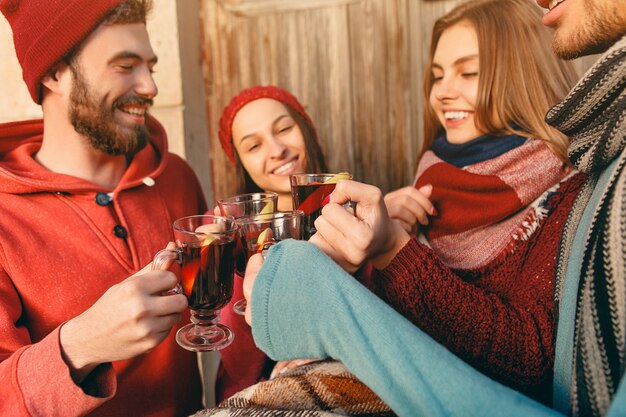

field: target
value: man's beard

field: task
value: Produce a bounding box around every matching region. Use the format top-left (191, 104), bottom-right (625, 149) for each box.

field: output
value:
top-left (69, 65), bottom-right (152, 157)
top-left (552, 0), bottom-right (626, 59)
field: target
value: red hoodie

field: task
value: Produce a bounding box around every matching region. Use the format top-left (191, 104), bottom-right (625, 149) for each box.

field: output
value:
top-left (0, 117), bottom-right (207, 416)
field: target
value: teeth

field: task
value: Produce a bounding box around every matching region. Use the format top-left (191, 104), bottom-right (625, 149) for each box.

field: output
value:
top-left (548, 0), bottom-right (564, 10)
top-left (273, 160), bottom-right (295, 175)
top-left (121, 106), bottom-right (146, 116)
top-left (444, 111), bottom-right (469, 120)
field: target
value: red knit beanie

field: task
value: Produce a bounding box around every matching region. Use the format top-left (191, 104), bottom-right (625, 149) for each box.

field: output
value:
top-left (218, 85), bottom-right (316, 165)
top-left (1, 0), bottom-right (123, 103)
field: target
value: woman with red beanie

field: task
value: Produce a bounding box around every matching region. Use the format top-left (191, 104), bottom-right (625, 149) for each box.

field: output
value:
top-left (214, 85), bottom-right (328, 400)
top-left (218, 85), bottom-right (328, 211)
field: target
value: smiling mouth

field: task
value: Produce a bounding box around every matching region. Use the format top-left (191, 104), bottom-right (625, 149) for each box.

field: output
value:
top-left (444, 111), bottom-right (470, 121)
top-left (548, 0), bottom-right (565, 10)
top-left (272, 159), bottom-right (297, 175)
top-left (119, 105), bottom-right (148, 117)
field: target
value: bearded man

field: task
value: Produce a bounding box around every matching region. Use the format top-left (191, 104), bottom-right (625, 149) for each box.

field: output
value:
top-left (0, 1), bottom-right (206, 416)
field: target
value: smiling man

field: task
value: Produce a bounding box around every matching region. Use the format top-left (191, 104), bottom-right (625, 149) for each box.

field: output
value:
top-left (538, 0), bottom-right (626, 58)
top-left (535, 0), bottom-right (626, 416)
top-left (0, 1), bottom-right (206, 416)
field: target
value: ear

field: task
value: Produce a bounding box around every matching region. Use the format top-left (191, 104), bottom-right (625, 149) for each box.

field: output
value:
top-left (41, 62), bottom-right (72, 95)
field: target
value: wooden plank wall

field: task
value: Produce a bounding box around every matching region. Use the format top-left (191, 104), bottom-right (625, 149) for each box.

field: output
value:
top-left (200, 0), bottom-right (595, 202)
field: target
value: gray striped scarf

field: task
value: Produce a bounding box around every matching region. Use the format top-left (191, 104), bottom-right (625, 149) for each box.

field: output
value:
top-left (549, 35), bottom-right (626, 417)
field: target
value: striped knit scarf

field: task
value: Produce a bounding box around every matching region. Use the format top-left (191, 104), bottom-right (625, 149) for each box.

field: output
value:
top-left (414, 139), bottom-right (568, 269)
top-left (550, 35), bottom-right (626, 417)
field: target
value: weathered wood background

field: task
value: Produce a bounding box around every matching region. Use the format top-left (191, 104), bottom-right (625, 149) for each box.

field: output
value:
top-left (200, 0), bottom-right (596, 201)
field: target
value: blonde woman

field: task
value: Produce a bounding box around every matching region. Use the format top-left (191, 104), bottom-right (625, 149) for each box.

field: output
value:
top-left (321, 0), bottom-right (584, 403)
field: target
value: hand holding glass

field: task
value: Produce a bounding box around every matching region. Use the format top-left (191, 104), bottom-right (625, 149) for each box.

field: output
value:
top-left (152, 215), bottom-right (238, 351)
top-left (290, 173), bottom-right (352, 239)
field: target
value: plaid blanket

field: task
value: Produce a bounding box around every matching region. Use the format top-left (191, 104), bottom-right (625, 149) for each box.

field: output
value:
top-left (193, 360), bottom-right (395, 417)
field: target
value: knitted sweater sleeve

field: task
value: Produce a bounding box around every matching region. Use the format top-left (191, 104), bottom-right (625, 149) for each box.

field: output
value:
top-left (375, 237), bottom-right (552, 391)
top-left (250, 239), bottom-right (560, 417)
top-left (374, 174), bottom-right (584, 395)
top-left (0, 267), bottom-right (115, 417)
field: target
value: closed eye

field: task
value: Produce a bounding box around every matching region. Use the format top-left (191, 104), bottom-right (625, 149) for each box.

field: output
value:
top-left (246, 143), bottom-right (260, 152)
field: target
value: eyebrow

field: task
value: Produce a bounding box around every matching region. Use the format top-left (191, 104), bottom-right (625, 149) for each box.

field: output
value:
top-left (431, 54), bottom-right (478, 70)
top-left (238, 114), bottom-right (292, 144)
top-left (108, 51), bottom-right (158, 65)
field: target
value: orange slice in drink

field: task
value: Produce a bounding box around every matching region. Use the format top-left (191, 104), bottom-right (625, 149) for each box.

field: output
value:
top-left (257, 227), bottom-right (273, 245)
top-left (256, 228), bottom-right (274, 252)
top-left (323, 172), bottom-right (351, 184)
top-left (195, 224), bottom-right (219, 246)
top-left (260, 201), bottom-right (275, 215)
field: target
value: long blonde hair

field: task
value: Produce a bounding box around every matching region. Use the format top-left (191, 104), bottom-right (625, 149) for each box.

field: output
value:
top-left (423, 0), bottom-right (579, 162)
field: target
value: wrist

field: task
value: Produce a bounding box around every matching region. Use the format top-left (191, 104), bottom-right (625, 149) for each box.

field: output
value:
top-left (59, 318), bottom-right (99, 384)
top-left (370, 223), bottom-right (410, 270)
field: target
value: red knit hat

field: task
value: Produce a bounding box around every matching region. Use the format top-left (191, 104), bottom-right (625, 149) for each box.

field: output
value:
top-left (218, 85), bottom-right (316, 165)
top-left (1, 0), bottom-right (123, 103)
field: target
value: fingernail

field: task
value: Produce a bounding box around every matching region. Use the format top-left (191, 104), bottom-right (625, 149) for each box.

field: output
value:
top-left (321, 195), bottom-right (331, 207)
top-left (431, 207), bottom-right (438, 216)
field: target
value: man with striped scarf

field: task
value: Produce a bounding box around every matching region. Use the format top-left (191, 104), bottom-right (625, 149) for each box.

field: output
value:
top-left (232, 1), bottom-right (625, 417)
top-left (537, 1), bottom-right (626, 417)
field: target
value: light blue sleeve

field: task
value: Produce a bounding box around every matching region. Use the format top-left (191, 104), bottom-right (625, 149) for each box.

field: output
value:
top-left (250, 240), bottom-right (562, 417)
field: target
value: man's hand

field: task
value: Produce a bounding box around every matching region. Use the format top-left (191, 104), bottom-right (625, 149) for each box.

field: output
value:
top-left (59, 255), bottom-right (187, 383)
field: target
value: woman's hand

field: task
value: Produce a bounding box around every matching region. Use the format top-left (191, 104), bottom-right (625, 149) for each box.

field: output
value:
top-left (310, 180), bottom-right (410, 272)
top-left (384, 184), bottom-right (436, 233)
top-left (243, 253), bottom-right (264, 326)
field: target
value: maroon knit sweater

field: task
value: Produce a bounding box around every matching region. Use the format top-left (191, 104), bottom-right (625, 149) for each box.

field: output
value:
top-left (374, 173), bottom-right (586, 405)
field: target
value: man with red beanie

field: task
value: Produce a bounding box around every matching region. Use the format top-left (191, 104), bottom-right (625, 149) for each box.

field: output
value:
top-left (0, 1), bottom-right (205, 416)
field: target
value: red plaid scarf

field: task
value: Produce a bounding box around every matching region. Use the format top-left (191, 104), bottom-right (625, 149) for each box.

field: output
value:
top-left (415, 140), bottom-right (570, 269)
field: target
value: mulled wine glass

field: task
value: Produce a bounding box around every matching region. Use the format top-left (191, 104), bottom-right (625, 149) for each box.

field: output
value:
top-left (217, 192), bottom-right (278, 313)
top-left (233, 210), bottom-right (304, 315)
top-left (152, 215), bottom-right (238, 351)
top-left (289, 173), bottom-right (352, 240)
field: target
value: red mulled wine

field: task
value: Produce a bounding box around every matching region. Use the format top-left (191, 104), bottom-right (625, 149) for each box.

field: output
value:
top-left (180, 239), bottom-right (236, 311)
top-left (234, 236), bottom-right (247, 277)
top-left (291, 182), bottom-right (336, 240)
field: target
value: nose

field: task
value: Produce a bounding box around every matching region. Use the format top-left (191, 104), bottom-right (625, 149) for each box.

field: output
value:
top-left (432, 76), bottom-right (458, 101)
top-left (134, 65), bottom-right (158, 98)
top-left (267, 136), bottom-right (288, 159)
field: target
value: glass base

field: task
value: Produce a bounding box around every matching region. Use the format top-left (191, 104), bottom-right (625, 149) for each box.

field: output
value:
top-left (176, 323), bottom-right (234, 352)
top-left (232, 298), bottom-right (247, 316)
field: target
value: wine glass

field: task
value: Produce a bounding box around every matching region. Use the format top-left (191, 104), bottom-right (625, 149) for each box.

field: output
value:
top-left (235, 210), bottom-right (304, 314)
top-left (289, 173), bottom-right (352, 240)
top-left (217, 192), bottom-right (278, 313)
top-left (152, 215), bottom-right (239, 351)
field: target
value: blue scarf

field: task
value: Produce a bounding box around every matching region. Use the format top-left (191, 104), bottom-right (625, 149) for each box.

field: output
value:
top-left (431, 132), bottom-right (528, 167)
